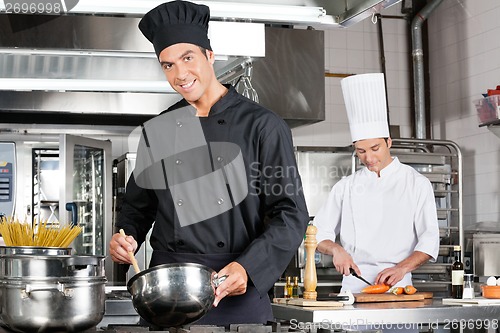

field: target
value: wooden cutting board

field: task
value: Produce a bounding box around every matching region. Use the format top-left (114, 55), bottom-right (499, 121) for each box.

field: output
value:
top-left (273, 298), bottom-right (343, 307)
top-left (354, 291), bottom-right (433, 303)
top-left (273, 292), bottom-right (432, 305)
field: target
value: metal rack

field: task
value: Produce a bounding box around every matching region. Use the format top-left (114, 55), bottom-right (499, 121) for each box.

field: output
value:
top-left (32, 148), bottom-right (60, 226)
top-left (352, 138), bottom-right (463, 294)
top-left (31, 146), bottom-right (105, 255)
top-left (71, 146), bottom-right (105, 256)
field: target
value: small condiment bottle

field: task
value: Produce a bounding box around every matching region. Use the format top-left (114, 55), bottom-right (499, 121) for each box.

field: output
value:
top-left (284, 276), bottom-right (292, 298)
top-left (462, 274), bottom-right (474, 299)
top-left (292, 276), bottom-right (300, 298)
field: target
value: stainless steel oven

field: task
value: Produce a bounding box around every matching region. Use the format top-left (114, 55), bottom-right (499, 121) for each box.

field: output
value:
top-left (472, 233), bottom-right (500, 277)
top-left (7, 135), bottom-right (113, 281)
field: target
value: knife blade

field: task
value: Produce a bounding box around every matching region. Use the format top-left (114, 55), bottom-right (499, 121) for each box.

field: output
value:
top-left (349, 267), bottom-right (372, 286)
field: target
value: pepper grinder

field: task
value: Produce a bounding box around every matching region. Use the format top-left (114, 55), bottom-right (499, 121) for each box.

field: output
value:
top-left (303, 224), bottom-right (317, 300)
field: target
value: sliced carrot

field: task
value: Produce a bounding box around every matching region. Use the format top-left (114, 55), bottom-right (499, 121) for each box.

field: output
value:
top-left (389, 286), bottom-right (404, 295)
top-left (404, 285), bottom-right (417, 295)
top-left (361, 284), bottom-right (390, 294)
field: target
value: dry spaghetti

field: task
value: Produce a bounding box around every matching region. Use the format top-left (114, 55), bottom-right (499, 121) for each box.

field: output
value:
top-left (0, 217), bottom-right (82, 248)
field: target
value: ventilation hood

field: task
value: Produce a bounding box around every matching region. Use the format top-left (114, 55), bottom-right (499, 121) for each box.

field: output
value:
top-left (57, 0), bottom-right (402, 27)
top-left (0, 13), bottom-right (267, 124)
top-left (0, 0), bottom-right (400, 128)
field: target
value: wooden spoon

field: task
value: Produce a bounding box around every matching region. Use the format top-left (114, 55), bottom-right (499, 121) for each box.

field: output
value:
top-left (119, 229), bottom-right (141, 274)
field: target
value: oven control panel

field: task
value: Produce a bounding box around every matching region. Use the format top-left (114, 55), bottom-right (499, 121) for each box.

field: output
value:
top-left (0, 142), bottom-right (15, 218)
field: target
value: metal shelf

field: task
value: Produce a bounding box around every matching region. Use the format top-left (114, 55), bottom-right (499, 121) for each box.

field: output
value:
top-left (414, 263), bottom-right (451, 274)
top-left (32, 148), bottom-right (60, 225)
top-left (434, 190), bottom-right (458, 195)
top-left (487, 123), bottom-right (500, 139)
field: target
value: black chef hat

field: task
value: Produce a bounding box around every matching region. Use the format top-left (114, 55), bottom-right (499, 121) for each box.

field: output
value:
top-left (139, 0), bottom-right (212, 57)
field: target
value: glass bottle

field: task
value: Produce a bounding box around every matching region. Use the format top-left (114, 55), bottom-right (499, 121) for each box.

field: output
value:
top-left (292, 276), bottom-right (300, 298)
top-left (451, 245), bottom-right (464, 299)
top-left (462, 274), bottom-right (474, 299)
top-left (284, 276), bottom-right (292, 299)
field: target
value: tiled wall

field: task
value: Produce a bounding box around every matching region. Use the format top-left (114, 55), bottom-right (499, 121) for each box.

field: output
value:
top-left (292, 1), bottom-right (500, 226)
top-left (292, 4), bottom-right (412, 147)
top-left (428, 0), bottom-right (500, 225)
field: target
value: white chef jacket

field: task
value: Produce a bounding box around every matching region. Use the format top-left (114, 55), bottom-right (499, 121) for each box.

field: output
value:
top-left (314, 157), bottom-right (439, 293)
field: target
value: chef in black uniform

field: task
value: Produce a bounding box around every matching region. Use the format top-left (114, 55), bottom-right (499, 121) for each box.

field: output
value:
top-left (109, 0), bottom-right (309, 327)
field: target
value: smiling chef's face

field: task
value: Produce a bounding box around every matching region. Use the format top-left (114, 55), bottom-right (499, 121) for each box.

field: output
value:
top-left (354, 137), bottom-right (393, 176)
top-left (158, 43), bottom-right (216, 104)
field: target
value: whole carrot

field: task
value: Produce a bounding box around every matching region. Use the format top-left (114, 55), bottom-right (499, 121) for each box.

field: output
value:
top-left (361, 284), bottom-right (390, 294)
top-left (404, 285), bottom-right (418, 295)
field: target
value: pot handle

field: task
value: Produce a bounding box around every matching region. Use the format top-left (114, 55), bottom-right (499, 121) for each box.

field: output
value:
top-left (23, 283), bottom-right (72, 298)
top-left (212, 274), bottom-right (228, 288)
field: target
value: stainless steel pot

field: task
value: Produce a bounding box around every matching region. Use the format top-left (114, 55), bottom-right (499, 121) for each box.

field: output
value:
top-left (0, 276), bottom-right (106, 333)
top-left (127, 263), bottom-right (226, 327)
top-left (0, 254), bottom-right (104, 278)
top-left (0, 246), bottom-right (72, 256)
top-left (0, 248), bottom-right (76, 322)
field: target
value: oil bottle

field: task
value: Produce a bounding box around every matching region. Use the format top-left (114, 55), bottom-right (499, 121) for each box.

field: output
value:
top-left (284, 276), bottom-right (292, 298)
top-left (292, 276), bottom-right (300, 298)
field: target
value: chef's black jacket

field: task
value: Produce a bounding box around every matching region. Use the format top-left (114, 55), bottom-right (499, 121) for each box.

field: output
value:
top-left (118, 85), bottom-right (309, 325)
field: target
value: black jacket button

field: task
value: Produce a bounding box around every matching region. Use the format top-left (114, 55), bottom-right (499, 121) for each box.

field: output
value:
top-left (177, 240), bottom-right (184, 246)
top-left (217, 241), bottom-right (225, 248)
top-left (218, 119), bottom-right (226, 125)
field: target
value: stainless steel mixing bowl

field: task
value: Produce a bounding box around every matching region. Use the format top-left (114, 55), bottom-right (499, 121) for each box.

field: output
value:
top-left (127, 262), bottom-right (226, 327)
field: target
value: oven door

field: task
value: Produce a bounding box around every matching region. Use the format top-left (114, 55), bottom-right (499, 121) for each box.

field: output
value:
top-left (59, 134), bottom-right (112, 273)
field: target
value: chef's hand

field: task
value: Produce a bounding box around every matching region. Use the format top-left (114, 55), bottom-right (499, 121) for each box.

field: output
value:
top-left (333, 247), bottom-right (361, 277)
top-left (375, 251), bottom-right (432, 286)
top-left (375, 266), bottom-right (405, 286)
top-left (109, 232), bottom-right (138, 264)
top-left (213, 261), bottom-right (247, 307)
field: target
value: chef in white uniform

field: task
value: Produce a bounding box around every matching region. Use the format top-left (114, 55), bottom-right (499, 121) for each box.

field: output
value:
top-left (314, 73), bottom-right (440, 293)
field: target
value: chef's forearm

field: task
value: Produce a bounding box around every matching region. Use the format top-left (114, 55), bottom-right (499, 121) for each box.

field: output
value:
top-left (396, 250), bottom-right (432, 273)
top-left (317, 239), bottom-right (343, 257)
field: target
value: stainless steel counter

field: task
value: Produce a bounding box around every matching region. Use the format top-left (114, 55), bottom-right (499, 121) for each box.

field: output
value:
top-left (272, 299), bottom-right (500, 330)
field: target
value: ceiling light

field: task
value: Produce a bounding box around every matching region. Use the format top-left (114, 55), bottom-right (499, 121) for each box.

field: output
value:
top-left (0, 48), bottom-right (229, 61)
top-left (68, 0), bottom-right (332, 25)
top-left (0, 78), bottom-right (174, 93)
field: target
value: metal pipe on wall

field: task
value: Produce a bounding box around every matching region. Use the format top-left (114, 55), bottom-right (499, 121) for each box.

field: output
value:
top-left (411, 0), bottom-right (444, 139)
top-left (375, 14), bottom-right (391, 128)
top-left (376, 14), bottom-right (408, 136)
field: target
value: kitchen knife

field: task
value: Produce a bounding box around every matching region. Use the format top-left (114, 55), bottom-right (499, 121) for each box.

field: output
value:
top-left (349, 267), bottom-right (372, 286)
top-left (316, 294), bottom-right (350, 301)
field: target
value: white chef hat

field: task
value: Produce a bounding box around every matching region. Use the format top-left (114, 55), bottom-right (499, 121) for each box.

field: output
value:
top-left (341, 73), bottom-right (389, 142)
